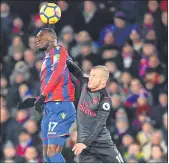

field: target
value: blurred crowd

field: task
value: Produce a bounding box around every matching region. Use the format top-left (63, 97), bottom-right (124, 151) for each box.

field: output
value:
top-left (0, 0), bottom-right (168, 163)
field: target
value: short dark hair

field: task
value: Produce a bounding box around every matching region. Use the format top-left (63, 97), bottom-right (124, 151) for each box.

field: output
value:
top-left (41, 28), bottom-right (57, 38)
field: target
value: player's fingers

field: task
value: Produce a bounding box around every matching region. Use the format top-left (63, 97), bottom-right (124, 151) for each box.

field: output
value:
top-left (72, 144), bottom-right (77, 151)
top-left (72, 145), bottom-right (76, 151)
top-left (74, 147), bottom-right (78, 155)
top-left (76, 149), bottom-right (81, 156)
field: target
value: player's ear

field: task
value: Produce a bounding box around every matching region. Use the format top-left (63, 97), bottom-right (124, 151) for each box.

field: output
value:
top-left (101, 78), bottom-right (107, 85)
top-left (51, 37), bottom-right (56, 42)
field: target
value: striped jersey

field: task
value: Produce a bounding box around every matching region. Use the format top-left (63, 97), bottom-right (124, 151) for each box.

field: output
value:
top-left (40, 45), bottom-right (75, 102)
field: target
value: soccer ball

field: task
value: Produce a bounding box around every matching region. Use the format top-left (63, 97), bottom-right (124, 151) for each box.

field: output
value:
top-left (40, 3), bottom-right (61, 24)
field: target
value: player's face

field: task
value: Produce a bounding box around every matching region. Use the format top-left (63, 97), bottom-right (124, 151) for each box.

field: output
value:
top-left (88, 69), bottom-right (101, 89)
top-left (36, 31), bottom-right (49, 51)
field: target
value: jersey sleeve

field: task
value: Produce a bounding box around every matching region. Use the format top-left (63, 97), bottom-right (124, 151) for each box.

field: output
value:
top-left (82, 97), bottom-right (111, 147)
top-left (66, 60), bottom-right (88, 84)
top-left (42, 46), bottom-right (68, 96)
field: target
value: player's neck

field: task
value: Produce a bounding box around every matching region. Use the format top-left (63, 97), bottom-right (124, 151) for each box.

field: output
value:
top-left (45, 46), bottom-right (54, 54)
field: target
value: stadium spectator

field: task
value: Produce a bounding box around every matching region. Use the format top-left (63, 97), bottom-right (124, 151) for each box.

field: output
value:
top-left (148, 145), bottom-right (167, 163)
top-left (151, 130), bottom-right (167, 154)
top-left (125, 79), bottom-right (151, 120)
top-left (1, 2), bottom-right (13, 34)
top-left (100, 11), bottom-right (132, 47)
top-left (59, 25), bottom-right (76, 52)
top-left (81, 59), bottom-right (93, 74)
top-left (75, 40), bottom-right (102, 67)
top-left (108, 80), bottom-right (124, 99)
top-left (16, 130), bottom-right (34, 157)
top-left (23, 119), bottom-right (42, 153)
top-left (28, 14), bottom-right (46, 36)
top-left (0, 2), bottom-right (13, 56)
top-left (105, 61), bottom-right (122, 82)
top-left (28, 36), bottom-right (38, 53)
top-left (4, 51), bottom-right (23, 79)
top-left (158, 11), bottom-right (168, 64)
top-left (0, 76), bottom-right (8, 98)
top-left (18, 83), bottom-right (33, 100)
top-left (80, 1), bottom-right (109, 41)
top-left (147, 0), bottom-right (162, 42)
top-left (23, 49), bottom-right (39, 82)
top-left (111, 110), bottom-right (131, 147)
top-left (137, 120), bottom-right (154, 147)
top-left (16, 109), bottom-right (30, 126)
top-left (24, 146), bottom-right (42, 163)
top-left (160, 0), bottom-right (168, 12)
top-left (140, 13), bottom-right (156, 40)
top-left (151, 93), bottom-right (168, 128)
top-left (119, 1), bottom-right (147, 23)
top-left (100, 45), bottom-right (122, 70)
top-left (12, 17), bottom-right (24, 36)
top-left (6, 61), bottom-right (30, 110)
top-left (119, 72), bottom-right (132, 98)
top-left (107, 94), bottom-right (123, 131)
top-left (136, 96), bottom-right (152, 117)
top-left (129, 28), bottom-right (143, 55)
top-left (55, 0), bottom-right (84, 34)
top-left (132, 113), bottom-right (150, 137)
top-left (121, 41), bottom-right (141, 78)
top-left (0, 107), bottom-right (22, 147)
top-left (7, 35), bottom-right (25, 60)
top-left (70, 30), bottom-right (97, 59)
top-left (0, 96), bottom-right (7, 108)
top-left (125, 142), bottom-right (145, 162)
top-left (1, 141), bottom-right (26, 162)
top-left (101, 31), bottom-right (115, 46)
top-left (144, 55), bottom-right (166, 86)
top-left (119, 134), bottom-right (134, 156)
top-left (139, 41), bottom-right (156, 77)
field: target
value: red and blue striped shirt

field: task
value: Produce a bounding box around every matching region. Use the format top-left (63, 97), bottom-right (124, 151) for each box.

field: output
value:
top-left (40, 45), bottom-right (75, 102)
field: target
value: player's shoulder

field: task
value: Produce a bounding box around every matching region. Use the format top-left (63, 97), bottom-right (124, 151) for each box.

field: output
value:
top-left (83, 74), bottom-right (89, 83)
top-left (78, 74), bottom-right (88, 86)
top-left (55, 44), bottom-right (66, 50)
top-left (100, 88), bottom-right (111, 100)
top-left (54, 45), bottom-right (68, 57)
top-left (99, 88), bottom-right (112, 112)
top-left (57, 45), bottom-right (69, 55)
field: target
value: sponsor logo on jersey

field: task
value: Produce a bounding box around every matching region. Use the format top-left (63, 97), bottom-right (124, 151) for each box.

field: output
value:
top-left (102, 102), bottom-right (110, 111)
top-left (61, 113), bottom-right (66, 119)
top-left (93, 97), bottom-right (99, 105)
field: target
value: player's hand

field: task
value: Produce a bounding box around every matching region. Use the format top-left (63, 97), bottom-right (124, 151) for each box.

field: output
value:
top-left (72, 143), bottom-right (87, 156)
top-left (17, 98), bottom-right (36, 109)
top-left (34, 95), bottom-right (46, 113)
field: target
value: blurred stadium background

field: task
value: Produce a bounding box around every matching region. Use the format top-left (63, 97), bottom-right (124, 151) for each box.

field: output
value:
top-left (0, 0), bottom-right (168, 163)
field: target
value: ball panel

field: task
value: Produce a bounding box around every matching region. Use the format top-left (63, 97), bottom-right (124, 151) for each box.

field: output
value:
top-left (47, 3), bottom-right (57, 7)
top-left (55, 7), bottom-right (61, 19)
top-left (40, 4), bottom-right (46, 13)
top-left (40, 14), bottom-right (48, 23)
top-left (49, 17), bottom-right (59, 24)
top-left (45, 7), bottom-right (55, 17)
